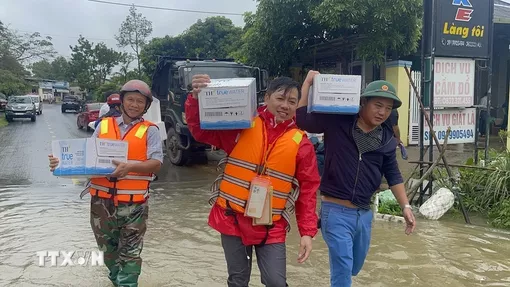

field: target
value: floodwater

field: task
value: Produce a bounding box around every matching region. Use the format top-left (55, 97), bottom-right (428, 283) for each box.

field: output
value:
top-left (0, 105), bottom-right (509, 287)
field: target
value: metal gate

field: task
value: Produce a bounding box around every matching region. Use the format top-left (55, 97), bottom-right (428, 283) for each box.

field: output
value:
top-left (408, 70), bottom-right (421, 145)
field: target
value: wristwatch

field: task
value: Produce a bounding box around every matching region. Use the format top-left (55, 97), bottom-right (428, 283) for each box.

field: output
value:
top-left (402, 204), bottom-right (412, 210)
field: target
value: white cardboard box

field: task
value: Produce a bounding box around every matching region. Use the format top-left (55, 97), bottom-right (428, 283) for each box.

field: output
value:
top-left (308, 74), bottom-right (362, 114)
top-left (198, 78), bottom-right (257, 130)
top-left (51, 138), bottom-right (128, 177)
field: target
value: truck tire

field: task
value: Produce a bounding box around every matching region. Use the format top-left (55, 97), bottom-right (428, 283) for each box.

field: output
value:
top-left (166, 127), bottom-right (191, 166)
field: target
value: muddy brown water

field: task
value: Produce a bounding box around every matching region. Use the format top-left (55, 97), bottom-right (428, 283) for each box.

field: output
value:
top-left (0, 106), bottom-right (509, 287)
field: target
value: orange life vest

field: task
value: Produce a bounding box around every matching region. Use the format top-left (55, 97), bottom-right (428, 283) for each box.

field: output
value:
top-left (87, 117), bottom-right (156, 206)
top-left (209, 116), bottom-right (304, 230)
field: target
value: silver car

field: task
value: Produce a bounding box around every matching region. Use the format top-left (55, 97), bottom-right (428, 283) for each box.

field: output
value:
top-left (4, 95), bottom-right (37, 122)
top-left (31, 95), bottom-right (43, 115)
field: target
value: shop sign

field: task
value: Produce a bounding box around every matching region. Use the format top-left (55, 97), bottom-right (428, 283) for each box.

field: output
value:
top-left (433, 57), bottom-right (475, 107)
top-left (423, 107), bottom-right (476, 144)
top-left (435, 0), bottom-right (492, 58)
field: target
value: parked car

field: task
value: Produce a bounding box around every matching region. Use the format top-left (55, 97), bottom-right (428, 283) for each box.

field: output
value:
top-left (4, 95), bottom-right (37, 122)
top-left (0, 93), bottom-right (7, 111)
top-left (62, 96), bottom-right (81, 113)
top-left (77, 102), bottom-right (104, 131)
top-left (30, 95), bottom-right (43, 115)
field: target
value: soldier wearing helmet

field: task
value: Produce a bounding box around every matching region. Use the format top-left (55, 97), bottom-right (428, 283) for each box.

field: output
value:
top-left (48, 79), bottom-right (162, 287)
top-left (296, 70), bottom-right (416, 287)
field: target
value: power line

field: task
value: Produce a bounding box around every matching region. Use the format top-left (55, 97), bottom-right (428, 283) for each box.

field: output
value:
top-left (87, 0), bottom-right (245, 16)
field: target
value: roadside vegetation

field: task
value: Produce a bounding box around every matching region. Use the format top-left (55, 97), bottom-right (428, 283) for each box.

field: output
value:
top-left (414, 130), bottom-right (510, 229)
top-left (0, 116), bottom-right (8, 128)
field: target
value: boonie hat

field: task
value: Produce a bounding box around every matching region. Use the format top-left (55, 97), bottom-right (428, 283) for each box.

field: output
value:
top-left (361, 80), bottom-right (402, 109)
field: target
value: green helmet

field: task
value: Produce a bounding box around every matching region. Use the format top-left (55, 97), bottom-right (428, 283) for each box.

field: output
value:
top-left (361, 80), bottom-right (402, 109)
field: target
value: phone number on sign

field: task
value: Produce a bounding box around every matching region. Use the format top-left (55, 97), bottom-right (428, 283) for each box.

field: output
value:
top-left (424, 129), bottom-right (474, 141)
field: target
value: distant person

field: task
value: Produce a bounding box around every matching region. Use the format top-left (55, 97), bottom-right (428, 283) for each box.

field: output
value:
top-left (99, 91), bottom-right (119, 117)
top-left (479, 93), bottom-right (488, 136)
top-left (94, 93), bottom-right (122, 129)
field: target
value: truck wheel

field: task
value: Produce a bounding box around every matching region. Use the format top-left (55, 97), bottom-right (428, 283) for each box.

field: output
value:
top-left (166, 127), bottom-right (191, 166)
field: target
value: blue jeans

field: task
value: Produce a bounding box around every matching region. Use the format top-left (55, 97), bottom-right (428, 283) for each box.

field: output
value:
top-left (320, 201), bottom-right (373, 287)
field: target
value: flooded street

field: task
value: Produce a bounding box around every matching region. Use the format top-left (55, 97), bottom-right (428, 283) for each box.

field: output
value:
top-left (1, 105), bottom-right (510, 287)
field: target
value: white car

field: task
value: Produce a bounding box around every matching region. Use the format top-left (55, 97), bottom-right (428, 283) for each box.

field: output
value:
top-left (30, 95), bottom-right (43, 115)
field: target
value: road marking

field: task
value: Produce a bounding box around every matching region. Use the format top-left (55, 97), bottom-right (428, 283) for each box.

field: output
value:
top-left (52, 135), bottom-right (56, 138)
top-left (49, 131), bottom-right (54, 134)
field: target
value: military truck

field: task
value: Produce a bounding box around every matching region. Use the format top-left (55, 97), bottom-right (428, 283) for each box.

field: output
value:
top-left (151, 56), bottom-right (269, 166)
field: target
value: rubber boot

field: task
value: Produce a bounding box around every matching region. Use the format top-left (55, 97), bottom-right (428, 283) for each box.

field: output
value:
top-left (116, 273), bottom-right (139, 287)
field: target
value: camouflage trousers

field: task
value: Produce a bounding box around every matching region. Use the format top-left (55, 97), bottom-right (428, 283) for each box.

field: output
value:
top-left (90, 196), bottom-right (149, 287)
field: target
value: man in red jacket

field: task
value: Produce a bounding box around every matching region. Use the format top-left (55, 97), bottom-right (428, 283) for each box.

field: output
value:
top-left (185, 74), bottom-right (320, 287)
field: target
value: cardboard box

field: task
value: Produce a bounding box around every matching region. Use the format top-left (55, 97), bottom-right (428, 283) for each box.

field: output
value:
top-left (308, 74), bottom-right (362, 114)
top-left (51, 138), bottom-right (128, 177)
top-left (198, 78), bottom-right (257, 130)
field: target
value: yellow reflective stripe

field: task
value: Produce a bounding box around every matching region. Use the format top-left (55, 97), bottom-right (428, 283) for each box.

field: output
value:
top-left (100, 119), bottom-right (109, 135)
top-left (292, 131), bottom-right (303, 144)
top-left (135, 124), bottom-right (149, 139)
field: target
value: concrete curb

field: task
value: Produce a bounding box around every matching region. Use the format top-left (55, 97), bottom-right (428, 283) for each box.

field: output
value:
top-left (374, 213), bottom-right (406, 224)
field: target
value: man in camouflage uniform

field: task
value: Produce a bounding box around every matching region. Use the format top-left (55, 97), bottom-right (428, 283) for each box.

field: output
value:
top-left (49, 80), bottom-right (163, 287)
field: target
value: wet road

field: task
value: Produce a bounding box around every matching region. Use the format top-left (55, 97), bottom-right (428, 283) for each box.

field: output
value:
top-left (1, 104), bottom-right (510, 287)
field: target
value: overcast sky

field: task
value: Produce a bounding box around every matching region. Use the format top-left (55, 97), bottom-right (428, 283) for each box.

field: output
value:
top-left (0, 0), bottom-right (258, 60)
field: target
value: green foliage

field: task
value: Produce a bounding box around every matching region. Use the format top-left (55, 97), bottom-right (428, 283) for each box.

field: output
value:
top-left (94, 82), bottom-right (121, 102)
top-left (0, 117), bottom-right (8, 128)
top-left (182, 16), bottom-right (243, 59)
top-left (0, 69), bottom-right (30, 96)
top-left (378, 201), bottom-right (402, 216)
top-left (0, 21), bottom-right (56, 64)
top-left (434, 148), bottom-right (510, 230)
top-left (312, 0), bottom-right (422, 64)
top-left (140, 16), bottom-right (243, 79)
top-left (237, 0), bottom-right (328, 76)
top-left (487, 200), bottom-right (510, 229)
top-left (68, 36), bottom-right (122, 92)
top-left (116, 5), bottom-right (153, 76)
top-left (233, 0), bottom-right (422, 76)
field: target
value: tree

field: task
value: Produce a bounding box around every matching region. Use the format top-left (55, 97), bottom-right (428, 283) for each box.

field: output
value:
top-left (237, 0), bottom-right (422, 76)
top-left (115, 5), bottom-right (153, 77)
top-left (115, 52), bottom-right (135, 83)
top-left (68, 36), bottom-right (122, 92)
top-left (235, 0), bottom-right (331, 76)
top-left (181, 16), bottom-right (243, 59)
top-left (139, 35), bottom-right (187, 80)
top-left (139, 16), bottom-right (244, 80)
top-left (311, 0), bottom-right (422, 63)
top-left (0, 70), bottom-right (30, 96)
top-left (30, 60), bottom-right (53, 79)
top-left (31, 56), bottom-right (70, 80)
top-left (51, 56), bottom-right (70, 81)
